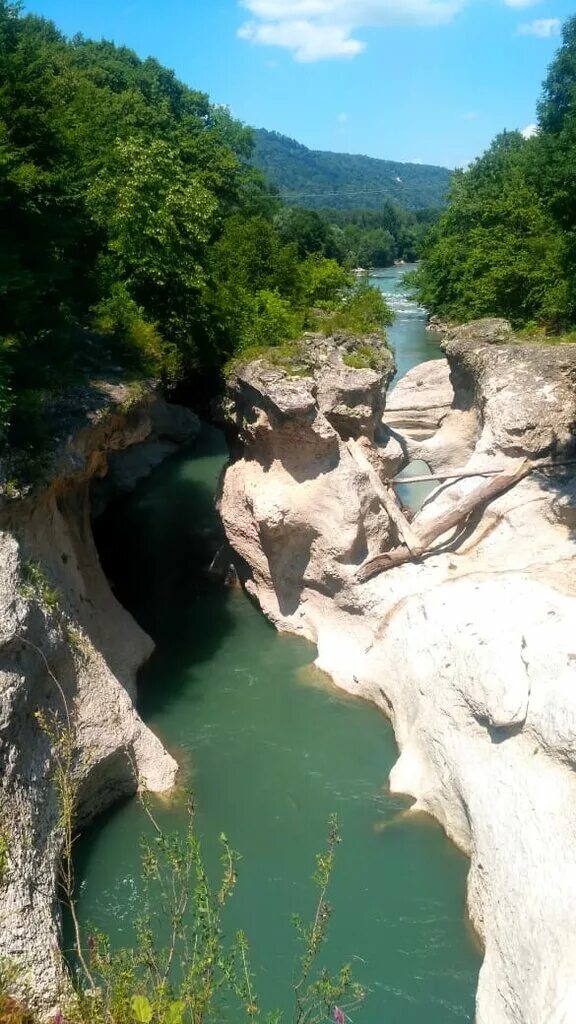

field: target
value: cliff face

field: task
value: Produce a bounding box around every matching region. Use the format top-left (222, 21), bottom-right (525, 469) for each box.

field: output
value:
top-left (220, 327), bottom-right (576, 1024)
top-left (0, 383), bottom-right (198, 1014)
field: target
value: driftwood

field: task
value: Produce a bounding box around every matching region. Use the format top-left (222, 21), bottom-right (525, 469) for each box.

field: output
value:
top-left (357, 458), bottom-right (532, 583)
top-left (392, 468), bottom-right (509, 485)
top-left (347, 439), bottom-right (421, 553)
top-left (391, 459), bottom-right (576, 486)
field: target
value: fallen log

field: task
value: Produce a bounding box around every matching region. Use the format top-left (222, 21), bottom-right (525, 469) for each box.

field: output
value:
top-left (347, 438), bottom-right (421, 554)
top-left (391, 459), bottom-right (576, 486)
top-left (392, 468), bottom-right (507, 485)
top-left (357, 457), bottom-right (532, 583)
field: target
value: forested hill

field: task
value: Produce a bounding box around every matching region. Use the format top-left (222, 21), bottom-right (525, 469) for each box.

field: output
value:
top-left (251, 129), bottom-right (451, 210)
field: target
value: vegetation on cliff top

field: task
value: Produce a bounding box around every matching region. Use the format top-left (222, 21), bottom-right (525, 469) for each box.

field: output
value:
top-left (227, 279), bottom-right (393, 375)
top-left (0, 0), bottom-right (391, 469)
top-left (412, 16), bottom-right (576, 330)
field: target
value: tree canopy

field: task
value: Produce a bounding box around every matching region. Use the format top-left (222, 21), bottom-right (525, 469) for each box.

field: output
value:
top-left (412, 16), bottom-right (576, 330)
top-left (0, 0), bottom-right (393, 467)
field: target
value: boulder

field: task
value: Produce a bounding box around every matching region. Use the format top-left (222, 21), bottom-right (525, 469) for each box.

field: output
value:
top-left (443, 329), bottom-right (576, 457)
top-left (383, 358), bottom-right (454, 438)
top-left (443, 317), bottom-right (516, 346)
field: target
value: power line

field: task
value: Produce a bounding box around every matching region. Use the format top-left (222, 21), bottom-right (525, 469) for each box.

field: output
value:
top-left (280, 185), bottom-right (406, 199)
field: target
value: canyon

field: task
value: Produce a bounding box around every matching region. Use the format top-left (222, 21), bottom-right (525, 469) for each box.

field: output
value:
top-left (1, 311), bottom-right (576, 1023)
top-left (219, 322), bottom-right (576, 1024)
top-left (0, 384), bottom-right (197, 1012)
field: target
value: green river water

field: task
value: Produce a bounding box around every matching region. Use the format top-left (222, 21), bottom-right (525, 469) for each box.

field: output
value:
top-left (76, 265), bottom-right (480, 1022)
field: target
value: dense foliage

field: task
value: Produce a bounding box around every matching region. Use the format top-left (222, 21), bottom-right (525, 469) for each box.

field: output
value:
top-left (318, 205), bottom-right (439, 266)
top-left (0, 1), bottom-right (392, 465)
top-left (412, 17), bottom-right (576, 329)
top-left (271, 204), bottom-right (438, 271)
top-left (251, 129), bottom-right (451, 211)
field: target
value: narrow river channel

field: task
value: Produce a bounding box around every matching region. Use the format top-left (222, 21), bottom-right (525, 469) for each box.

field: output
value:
top-left (75, 266), bottom-right (480, 1022)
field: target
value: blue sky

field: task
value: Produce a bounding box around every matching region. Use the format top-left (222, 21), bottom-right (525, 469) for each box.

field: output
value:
top-left (23, 0), bottom-right (576, 168)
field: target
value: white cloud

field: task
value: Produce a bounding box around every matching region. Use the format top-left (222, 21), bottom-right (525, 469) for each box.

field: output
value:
top-left (337, 111), bottom-right (348, 122)
top-left (517, 17), bottom-right (561, 36)
top-left (521, 123), bottom-right (539, 137)
top-left (239, 17), bottom-right (364, 60)
top-left (242, 0), bottom-right (459, 18)
top-left (238, 0), bottom-right (563, 61)
top-left (463, 110), bottom-right (479, 120)
top-left (238, 0), bottom-right (466, 61)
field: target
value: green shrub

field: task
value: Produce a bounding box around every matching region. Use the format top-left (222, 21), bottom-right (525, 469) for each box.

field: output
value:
top-left (57, 807), bottom-right (363, 1024)
top-left (5, 627), bottom-right (366, 1024)
top-left (239, 290), bottom-right (303, 353)
top-left (92, 286), bottom-right (181, 384)
top-left (0, 993), bottom-right (35, 1024)
top-left (299, 256), bottom-right (352, 305)
top-left (19, 561), bottom-right (59, 613)
top-left (308, 281), bottom-right (394, 338)
top-left (343, 344), bottom-right (387, 370)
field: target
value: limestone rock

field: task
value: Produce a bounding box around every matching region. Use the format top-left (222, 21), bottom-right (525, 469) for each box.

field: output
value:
top-left (90, 397), bottom-right (200, 513)
top-left (382, 357), bottom-right (478, 473)
top-left (443, 317), bottom-right (516, 346)
top-left (228, 331), bottom-right (395, 449)
top-left (310, 332), bottom-right (394, 441)
top-left (316, 362), bottom-right (386, 440)
top-left (221, 354), bottom-right (393, 624)
top-left (374, 427), bottom-right (406, 477)
top-left (383, 358), bottom-right (454, 438)
top-left (411, 407), bottom-right (480, 473)
top-left (220, 325), bottom-right (576, 1024)
top-left (443, 329), bottom-right (576, 457)
top-left (0, 392), bottom-right (181, 1014)
top-left (426, 314), bottom-right (454, 335)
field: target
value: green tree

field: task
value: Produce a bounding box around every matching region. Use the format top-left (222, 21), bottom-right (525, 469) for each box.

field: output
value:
top-left (413, 132), bottom-right (567, 325)
top-left (0, 0), bottom-right (395, 462)
top-left (275, 207), bottom-right (344, 260)
top-left (531, 15), bottom-right (576, 320)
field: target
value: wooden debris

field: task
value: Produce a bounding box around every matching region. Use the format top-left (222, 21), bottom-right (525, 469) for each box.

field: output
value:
top-left (356, 458), bottom-right (532, 583)
top-left (391, 459), bottom-right (576, 487)
top-left (346, 438), bottom-right (421, 554)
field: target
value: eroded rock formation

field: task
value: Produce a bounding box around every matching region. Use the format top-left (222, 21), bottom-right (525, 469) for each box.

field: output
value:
top-left (0, 383), bottom-right (197, 1014)
top-left (220, 324), bottom-right (576, 1024)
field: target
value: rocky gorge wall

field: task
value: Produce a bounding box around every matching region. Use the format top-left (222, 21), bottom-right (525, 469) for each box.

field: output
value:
top-left (0, 383), bottom-right (198, 1015)
top-left (219, 324), bottom-right (576, 1024)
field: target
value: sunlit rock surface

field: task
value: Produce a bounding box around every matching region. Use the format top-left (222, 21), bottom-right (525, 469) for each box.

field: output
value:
top-left (0, 386), bottom-right (184, 1014)
top-left (220, 321), bottom-right (576, 1024)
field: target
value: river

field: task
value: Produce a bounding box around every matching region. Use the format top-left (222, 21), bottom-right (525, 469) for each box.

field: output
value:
top-left (75, 265), bottom-right (480, 1022)
top-left (371, 263), bottom-right (444, 383)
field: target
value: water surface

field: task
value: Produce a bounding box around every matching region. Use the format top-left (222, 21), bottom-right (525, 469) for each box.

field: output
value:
top-left (76, 271), bottom-right (480, 1022)
top-left (370, 264), bottom-right (443, 383)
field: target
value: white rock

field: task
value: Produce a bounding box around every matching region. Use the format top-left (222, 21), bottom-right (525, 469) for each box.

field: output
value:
top-left (220, 324), bottom-right (576, 1024)
top-left (0, 395), bottom-right (181, 1014)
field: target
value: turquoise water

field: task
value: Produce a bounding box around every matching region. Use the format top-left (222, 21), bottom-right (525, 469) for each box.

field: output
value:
top-left (372, 263), bottom-right (442, 509)
top-left (370, 264), bottom-right (444, 383)
top-left (75, 270), bottom-right (480, 1022)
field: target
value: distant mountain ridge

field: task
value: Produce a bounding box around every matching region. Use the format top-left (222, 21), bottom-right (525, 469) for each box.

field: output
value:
top-left (250, 129), bottom-right (452, 211)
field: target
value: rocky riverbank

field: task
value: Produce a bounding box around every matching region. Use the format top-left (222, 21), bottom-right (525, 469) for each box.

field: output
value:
top-left (0, 383), bottom-right (198, 1014)
top-left (220, 321), bottom-right (576, 1024)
